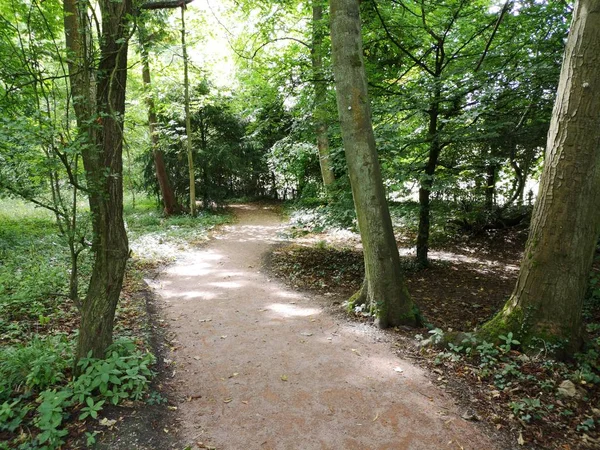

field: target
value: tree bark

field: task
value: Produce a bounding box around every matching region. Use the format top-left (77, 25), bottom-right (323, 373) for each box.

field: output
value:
top-left (330, 0), bottom-right (420, 328)
top-left (139, 35), bottom-right (179, 216)
top-left (415, 83), bottom-right (441, 267)
top-left (63, 0), bottom-right (131, 361)
top-left (312, 0), bottom-right (335, 188)
top-left (480, 0), bottom-right (600, 355)
top-left (181, 4), bottom-right (196, 215)
top-left (485, 164), bottom-right (496, 211)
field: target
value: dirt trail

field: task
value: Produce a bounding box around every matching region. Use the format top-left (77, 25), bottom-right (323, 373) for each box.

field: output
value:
top-left (151, 204), bottom-right (497, 450)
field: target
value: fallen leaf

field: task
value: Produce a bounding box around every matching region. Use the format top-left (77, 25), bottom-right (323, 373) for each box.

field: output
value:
top-left (99, 418), bottom-right (117, 427)
top-left (300, 332), bottom-right (313, 337)
top-left (228, 372), bottom-right (239, 378)
top-left (393, 367), bottom-right (404, 373)
top-left (517, 432), bottom-right (525, 446)
top-left (351, 348), bottom-right (362, 356)
top-left (281, 375), bottom-right (288, 381)
top-left (223, 398), bottom-right (233, 403)
top-left (372, 413), bottom-right (379, 422)
top-left (167, 406), bottom-right (177, 410)
top-left (220, 335), bottom-right (228, 339)
top-left (241, 400), bottom-right (248, 405)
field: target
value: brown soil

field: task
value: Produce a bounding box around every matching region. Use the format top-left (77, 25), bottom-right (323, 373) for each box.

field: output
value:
top-left (148, 204), bottom-right (502, 450)
top-left (269, 245), bottom-right (519, 333)
top-left (268, 217), bottom-right (600, 450)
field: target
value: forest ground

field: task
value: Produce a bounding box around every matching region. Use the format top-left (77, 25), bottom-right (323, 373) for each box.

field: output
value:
top-left (93, 202), bottom-right (600, 450)
top-left (116, 203), bottom-right (507, 450)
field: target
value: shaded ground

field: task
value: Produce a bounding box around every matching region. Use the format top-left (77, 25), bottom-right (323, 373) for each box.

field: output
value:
top-left (90, 283), bottom-right (182, 450)
top-left (269, 245), bottom-right (518, 332)
top-left (268, 225), bottom-right (600, 449)
top-left (147, 204), bottom-right (503, 450)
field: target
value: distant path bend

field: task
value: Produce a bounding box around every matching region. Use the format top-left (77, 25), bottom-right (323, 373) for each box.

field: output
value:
top-left (151, 204), bottom-right (497, 450)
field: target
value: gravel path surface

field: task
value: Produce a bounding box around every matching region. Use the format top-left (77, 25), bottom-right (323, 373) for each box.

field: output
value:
top-left (151, 204), bottom-right (497, 450)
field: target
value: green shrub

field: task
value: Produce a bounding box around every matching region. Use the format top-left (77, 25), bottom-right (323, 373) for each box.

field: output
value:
top-left (0, 337), bottom-right (156, 449)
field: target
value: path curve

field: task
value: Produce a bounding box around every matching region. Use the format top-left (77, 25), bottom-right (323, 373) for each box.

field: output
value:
top-left (151, 204), bottom-right (497, 450)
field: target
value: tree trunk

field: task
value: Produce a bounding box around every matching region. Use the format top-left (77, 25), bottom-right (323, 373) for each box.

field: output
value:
top-left (480, 0), bottom-right (600, 355)
top-left (330, 0), bottom-right (421, 328)
top-left (415, 86), bottom-right (441, 267)
top-left (181, 5), bottom-right (196, 215)
top-left (140, 35), bottom-right (179, 216)
top-left (63, 0), bottom-right (131, 362)
top-left (312, 0), bottom-right (336, 188)
top-left (485, 164), bottom-right (496, 211)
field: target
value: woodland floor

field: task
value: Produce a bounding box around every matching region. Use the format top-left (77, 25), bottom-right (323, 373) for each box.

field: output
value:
top-left (94, 203), bottom-right (599, 450)
top-left (109, 203), bottom-right (512, 450)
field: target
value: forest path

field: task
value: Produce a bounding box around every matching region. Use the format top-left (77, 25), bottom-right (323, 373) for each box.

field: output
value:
top-left (151, 204), bottom-right (497, 450)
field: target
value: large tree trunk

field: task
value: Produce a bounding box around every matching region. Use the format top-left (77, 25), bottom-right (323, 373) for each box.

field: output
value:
top-left (312, 0), bottom-right (335, 188)
top-left (330, 0), bottom-right (420, 328)
top-left (63, 0), bottom-right (131, 361)
top-left (140, 35), bottom-right (180, 216)
top-left (480, 0), bottom-right (600, 355)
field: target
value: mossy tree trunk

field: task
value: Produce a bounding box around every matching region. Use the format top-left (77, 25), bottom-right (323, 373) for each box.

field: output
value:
top-left (480, 0), bottom-right (600, 355)
top-left (63, 0), bottom-right (131, 362)
top-left (329, 0), bottom-right (421, 328)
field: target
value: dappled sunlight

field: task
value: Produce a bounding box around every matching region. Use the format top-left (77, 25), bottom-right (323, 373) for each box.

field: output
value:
top-left (216, 224), bottom-right (288, 244)
top-left (272, 290), bottom-right (303, 300)
top-left (148, 203), bottom-right (497, 449)
top-left (288, 223), bottom-right (518, 273)
top-left (399, 247), bottom-right (519, 272)
top-left (209, 281), bottom-right (244, 289)
top-left (160, 289), bottom-right (219, 301)
top-left (165, 264), bottom-right (214, 277)
top-left (266, 303), bottom-right (322, 318)
top-left (164, 249), bottom-right (224, 277)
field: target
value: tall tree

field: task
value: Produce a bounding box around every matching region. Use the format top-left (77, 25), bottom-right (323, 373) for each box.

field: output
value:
top-left (362, 0), bottom-right (537, 266)
top-left (181, 3), bottom-right (196, 215)
top-left (480, 0), bottom-right (600, 355)
top-left (63, 0), bottom-right (132, 361)
top-left (63, 0), bottom-right (192, 362)
top-left (138, 20), bottom-right (180, 216)
top-left (312, 0), bottom-right (335, 188)
top-left (329, 0), bottom-right (420, 327)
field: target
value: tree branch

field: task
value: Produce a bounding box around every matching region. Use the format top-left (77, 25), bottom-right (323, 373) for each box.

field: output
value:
top-left (250, 37), bottom-right (311, 59)
top-left (373, 1), bottom-right (435, 76)
top-left (474, 0), bottom-right (511, 72)
top-left (140, 0), bottom-right (193, 11)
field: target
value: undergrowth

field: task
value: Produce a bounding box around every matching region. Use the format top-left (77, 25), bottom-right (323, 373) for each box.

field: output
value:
top-left (417, 270), bottom-right (600, 449)
top-left (0, 196), bottom-right (227, 448)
